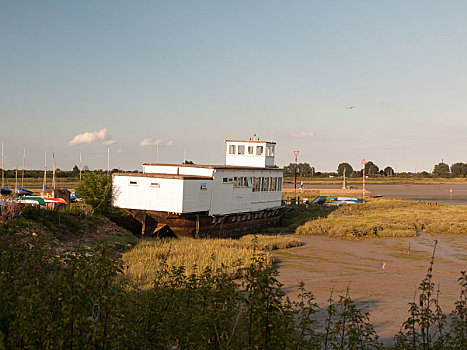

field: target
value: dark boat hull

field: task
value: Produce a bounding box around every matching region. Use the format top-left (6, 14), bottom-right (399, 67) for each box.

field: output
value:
top-left (127, 206), bottom-right (286, 238)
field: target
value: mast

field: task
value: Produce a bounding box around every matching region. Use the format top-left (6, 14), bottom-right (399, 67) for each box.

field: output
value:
top-left (22, 148), bottom-right (25, 188)
top-left (79, 152), bottom-right (82, 181)
top-left (15, 167), bottom-right (18, 193)
top-left (43, 152), bottom-right (47, 190)
top-left (107, 147), bottom-right (110, 174)
top-left (1, 142), bottom-right (4, 188)
top-left (52, 153), bottom-right (56, 189)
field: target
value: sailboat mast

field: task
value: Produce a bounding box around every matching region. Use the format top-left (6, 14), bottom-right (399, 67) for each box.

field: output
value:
top-left (1, 142), bottom-right (4, 188)
top-left (43, 152), bottom-right (47, 190)
top-left (79, 152), bottom-right (82, 181)
top-left (22, 148), bottom-right (25, 188)
top-left (15, 167), bottom-right (18, 193)
top-left (52, 153), bottom-right (56, 189)
top-left (107, 147), bottom-right (110, 174)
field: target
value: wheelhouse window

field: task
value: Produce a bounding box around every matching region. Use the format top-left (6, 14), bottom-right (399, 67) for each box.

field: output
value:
top-left (129, 180), bottom-right (137, 186)
top-left (256, 146), bottom-right (264, 156)
top-left (238, 145), bottom-right (245, 155)
top-left (229, 145), bottom-right (236, 154)
top-left (150, 182), bottom-right (160, 188)
top-left (266, 145), bottom-right (275, 157)
top-left (200, 183), bottom-right (207, 190)
top-left (248, 146), bottom-right (254, 154)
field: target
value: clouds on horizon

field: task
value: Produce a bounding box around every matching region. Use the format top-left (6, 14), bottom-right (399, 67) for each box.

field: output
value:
top-left (68, 128), bottom-right (116, 147)
top-left (290, 131), bottom-right (314, 138)
top-left (139, 138), bottom-right (162, 147)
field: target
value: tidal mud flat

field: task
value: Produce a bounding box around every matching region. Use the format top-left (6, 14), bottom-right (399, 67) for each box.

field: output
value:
top-left (284, 183), bottom-right (467, 205)
top-left (275, 233), bottom-right (467, 343)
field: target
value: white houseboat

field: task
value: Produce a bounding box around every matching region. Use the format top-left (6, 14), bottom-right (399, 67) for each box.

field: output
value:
top-left (112, 138), bottom-right (284, 237)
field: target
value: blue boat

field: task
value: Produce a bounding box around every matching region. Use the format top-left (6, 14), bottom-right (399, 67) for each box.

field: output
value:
top-left (16, 188), bottom-right (33, 196)
top-left (311, 196), bottom-right (327, 204)
top-left (1, 188), bottom-right (12, 195)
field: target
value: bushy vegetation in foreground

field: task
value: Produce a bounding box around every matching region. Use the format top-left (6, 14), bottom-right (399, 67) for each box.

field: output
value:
top-left (1, 232), bottom-right (466, 349)
top-left (296, 199), bottom-right (467, 238)
top-left (123, 234), bottom-right (301, 288)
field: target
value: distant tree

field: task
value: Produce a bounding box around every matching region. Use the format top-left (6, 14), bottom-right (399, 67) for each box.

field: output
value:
top-left (283, 162), bottom-right (313, 177)
top-left (364, 161), bottom-right (379, 175)
top-left (82, 165), bottom-right (90, 171)
top-left (76, 173), bottom-right (113, 215)
top-left (451, 162), bottom-right (467, 177)
top-left (337, 163), bottom-right (353, 177)
top-left (384, 166), bottom-right (394, 176)
top-left (432, 162), bottom-right (450, 177)
top-left (352, 170), bottom-right (363, 177)
top-left (72, 165), bottom-right (79, 176)
top-left (183, 160), bottom-right (195, 165)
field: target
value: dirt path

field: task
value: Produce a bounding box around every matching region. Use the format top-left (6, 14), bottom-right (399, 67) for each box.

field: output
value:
top-left (274, 233), bottom-right (467, 343)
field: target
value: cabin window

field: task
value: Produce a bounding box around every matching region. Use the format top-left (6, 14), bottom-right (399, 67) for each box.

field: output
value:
top-left (278, 177), bottom-right (282, 190)
top-left (271, 178), bottom-right (276, 191)
top-left (233, 177), bottom-right (237, 186)
top-left (238, 177), bottom-right (243, 187)
top-left (129, 180), bottom-right (137, 186)
top-left (228, 177), bottom-right (233, 182)
top-left (247, 177), bottom-right (253, 187)
top-left (150, 182), bottom-right (160, 188)
top-left (229, 145), bottom-right (236, 154)
top-left (266, 145), bottom-right (275, 157)
top-left (248, 146), bottom-right (254, 154)
top-left (223, 177), bottom-right (233, 183)
top-left (256, 146), bottom-right (263, 156)
top-left (238, 145), bottom-right (245, 155)
top-left (200, 183), bottom-right (207, 190)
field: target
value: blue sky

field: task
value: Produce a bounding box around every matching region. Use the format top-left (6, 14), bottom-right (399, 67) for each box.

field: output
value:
top-left (1, 1), bottom-right (466, 172)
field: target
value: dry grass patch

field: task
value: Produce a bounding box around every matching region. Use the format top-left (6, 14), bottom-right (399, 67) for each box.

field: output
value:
top-left (296, 198), bottom-right (467, 239)
top-left (123, 234), bottom-right (301, 288)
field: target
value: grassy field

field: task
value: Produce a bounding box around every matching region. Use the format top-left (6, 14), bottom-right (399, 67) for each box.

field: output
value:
top-left (1, 177), bottom-right (80, 193)
top-left (284, 176), bottom-right (467, 185)
top-left (295, 198), bottom-right (467, 238)
top-left (122, 234), bottom-right (301, 288)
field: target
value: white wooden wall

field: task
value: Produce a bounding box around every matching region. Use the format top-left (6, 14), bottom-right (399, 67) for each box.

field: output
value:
top-left (113, 175), bottom-right (184, 212)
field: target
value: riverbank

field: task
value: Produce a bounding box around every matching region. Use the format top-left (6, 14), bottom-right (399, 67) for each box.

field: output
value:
top-left (274, 232), bottom-right (467, 343)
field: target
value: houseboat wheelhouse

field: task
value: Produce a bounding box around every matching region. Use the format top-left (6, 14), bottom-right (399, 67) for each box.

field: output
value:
top-left (112, 138), bottom-right (285, 237)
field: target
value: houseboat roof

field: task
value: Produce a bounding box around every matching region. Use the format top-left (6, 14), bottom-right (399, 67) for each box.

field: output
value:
top-left (225, 140), bottom-right (276, 144)
top-left (142, 163), bottom-right (283, 171)
top-left (113, 173), bottom-right (213, 180)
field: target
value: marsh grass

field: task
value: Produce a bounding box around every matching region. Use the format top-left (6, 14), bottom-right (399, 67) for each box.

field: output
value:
top-left (296, 198), bottom-right (467, 238)
top-left (123, 234), bottom-right (302, 288)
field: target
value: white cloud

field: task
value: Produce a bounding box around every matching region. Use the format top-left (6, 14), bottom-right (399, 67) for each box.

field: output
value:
top-left (166, 140), bottom-right (173, 146)
top-left (68, 128), bottom-right (115, 146)
top-left (103, 139), bottom-right (117, 145)
top-left (139, 138), bottom-right (162, 147)
top-left (376, 99), bottom-right (392, 106)
top-left (291, 131), bottom-right (314, 138)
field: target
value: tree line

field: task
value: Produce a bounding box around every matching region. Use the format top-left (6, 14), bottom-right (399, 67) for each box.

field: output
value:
top-left (284, 161), bottom-right (467, 178)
